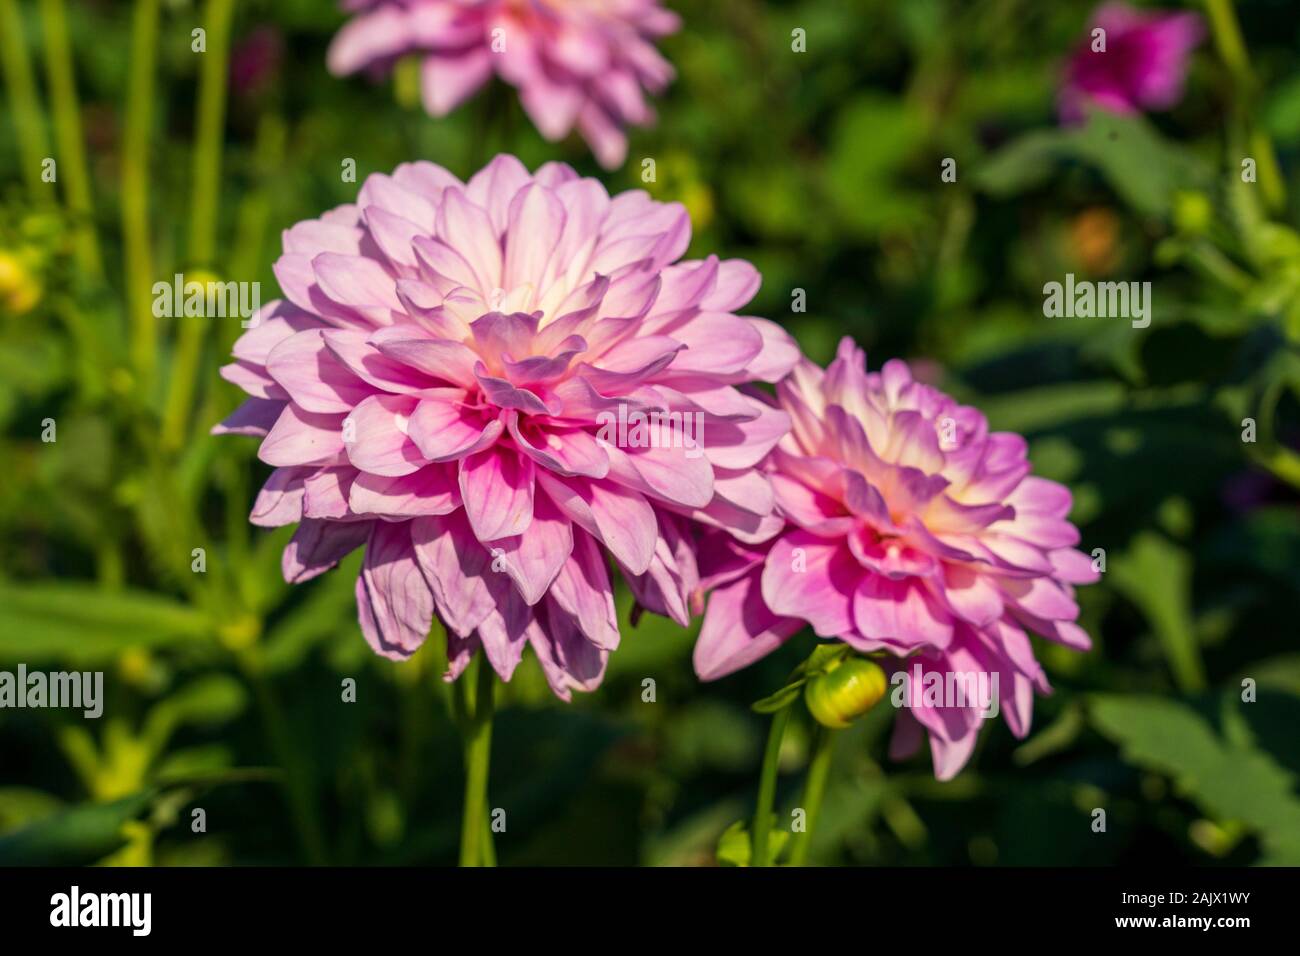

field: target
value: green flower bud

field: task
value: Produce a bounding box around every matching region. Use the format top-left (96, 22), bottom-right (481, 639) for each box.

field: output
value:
top-left (804, 656), bottom-right (887, 729)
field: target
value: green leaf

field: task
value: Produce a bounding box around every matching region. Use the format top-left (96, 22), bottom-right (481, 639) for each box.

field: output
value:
top-left (976, 111), bottom-right (1210, 217)
top-left (715, 819), bottom-right (789, 867)
top-left (0, 790), bottom-right (154, 866)
top-left (752, 682), bottom-right (804, 714)
top-left (1108, 532), bottom-right (1205, 692)
top-left (143, 674), bottom-right (249, 751)
top-left (0, 583), bottom-right (212, 664)
top-left (1090, 694), bottom-right (1300, 864)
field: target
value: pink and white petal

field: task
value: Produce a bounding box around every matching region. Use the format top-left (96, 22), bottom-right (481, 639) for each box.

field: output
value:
top-left (250, 466), bottom-right (309, 527)
top-left (265, 329), bottom-right (374, 413)
top-left (259, 404), bottom-right (346, 467)
top-left (458, 446), bottom-right (536, 541)
top-left (490, 493), bottom-right (574, 605)
top-left (548, 528), bottom-right (618, 650)
top-left (349, 464), bottom-right (461, 517)
top-left (212, 397), bottom-right (285, 437)
top-left (345, 393), bottom-right (428, 477)
top-left (356, 521), bottom-right (433, 660)
top-left (410, 511), bottom-right (495, 637)
top-left (303, 466), bottom-right (355, 519)
top-left (420, 48), bottom-right (493, 117)
top-left (536, 471), bottom-right (656, 575)
top-left (853, 576), bottom-right (955, 650)
top-left (760, 531), bottom-right (858, 639)
top-left (282, 518), bottom-right (370, 584)
top-left (694, 571), bottom-right (802, 681)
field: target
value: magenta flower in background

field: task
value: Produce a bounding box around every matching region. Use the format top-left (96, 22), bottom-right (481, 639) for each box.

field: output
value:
top-left (693, 340), bottom-right (1099, 779)
top-left (1059, 3), bottom-right (1203, 124)
top-left (215, 154), bottom-right (797, 699)
top-left (230, 26), bottom-right (284, 98)
top-left (326, 0), bottom-right (680, 169)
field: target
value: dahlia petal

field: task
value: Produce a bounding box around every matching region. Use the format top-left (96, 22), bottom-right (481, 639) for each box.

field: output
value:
top-left (608, 441), bottom-right (713, 509)
top-left (363, 206), bottom-right (425, 271)
top-left (458, 446), bottom-right (536, 541)
top-left (356, 521), bottom-right (433, 660)
top-left (504, 184), bottom-right (566, 290)
top-left (231, 300), bottom-right (317, 364)
top-left (358, 173), bottom-right (438, 234)
top-left (212, 397), bottom-right (284, 437)
top-left (349, 464), bottom-right (461, 517)
top-left (345, 393), bottom-right (427, 477)
top-left (1050, 547), bottom-right (1102, 584)
top-left (250, 466), bottom-right (308, 527)
top-left (695, 571), bottom-right (802, 681)
top-left (490, 493), bottom-right (574, 605)
top-left (536, 471), bottom-right (656, 575)
top-left (266, 329), bottom-right (374, 413)
top-left (853, 576), bottom-right (955, 649)
top-left (220, 360), bottom-right (287, 401)
top-left (548, 528), bottom-right (619, 650)
top-left (282, 518), bottom-right (370, 584)
top-left (761, 532), bottom-right (857, 638)
top-left (303, 466), bottom-right (355, 519)
top-left (373, 336), bottom-right (481, 387)
top-left (313, 252), bottom-right (402, 316)
top-left (941, 564), bottom-right (1005, 626)
top-left (259, 404), bottom-right (346, 467)
top-left (420, 48), bottom-right (493, 117)
top-left (407, 399), bottom-right (504, 462)
top-left (411, 511), bottom-right (495, 637)
top-left (437, 188), bottom-right (502, 293)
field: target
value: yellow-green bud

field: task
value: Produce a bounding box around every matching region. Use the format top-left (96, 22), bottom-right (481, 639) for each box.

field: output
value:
top-left (804, 656), bottom-right (887, 729)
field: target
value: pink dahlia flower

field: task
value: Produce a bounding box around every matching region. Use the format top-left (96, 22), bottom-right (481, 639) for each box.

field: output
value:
top-left (215, 154), bottom-right (798, 699)
top-left (1059, 3), bottom-right (1202, 124)
top-left (326, 0), bottom-right (680, 169)
top-left (693, 340), bottom-right (1099, 779)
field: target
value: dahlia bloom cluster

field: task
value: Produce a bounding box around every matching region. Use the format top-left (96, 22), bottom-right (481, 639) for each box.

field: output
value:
top-left (327, 0), bottom-right (680, 169)
top-left (693, 340), bottom-right (1099, 779)
top-left (1059, 3), bottom-right (1203, 124)
top-left (215, 155), bottom-right (797, 699)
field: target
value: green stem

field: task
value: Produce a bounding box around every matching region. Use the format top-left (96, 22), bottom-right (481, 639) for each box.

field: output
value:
top-left (39, 0), bottom-right (102, 280)
top-left (750, 705), bottom-right (791, 867)
top-left (237, 647), bottom-right (329, 865)
top-left (1204, 0), bottom-right (1252, 91)
top-left (458, 656), bottom-right (496, 867)
top-left (0, 0), bottom-right (51, 196)
top-left (789, 724), bottom-right (836, 867)
top-left (122, 0), bottom-right (161, 396)
top-left (162, 0), bottom-right (236, 451)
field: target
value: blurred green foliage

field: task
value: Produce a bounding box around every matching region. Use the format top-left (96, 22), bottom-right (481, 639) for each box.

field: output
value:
top-left (0, 0), bottom-right (1298, 866)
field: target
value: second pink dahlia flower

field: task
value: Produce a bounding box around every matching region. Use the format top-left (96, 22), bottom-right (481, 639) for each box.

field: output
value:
top-left (327, 0), bottom-right (681, 169)
top-left (1059, 3), bottom-right (1203, 124)
top-left (693, 340), bottom-right (1099, 779)
top-left (215, 154), bottom-right (797, 699)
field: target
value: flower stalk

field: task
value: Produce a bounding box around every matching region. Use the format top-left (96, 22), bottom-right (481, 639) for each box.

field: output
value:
top-left (750, 703), bottom-right (792, 868)
top-left (39, 0), bottom-right (102, 280)
top-left (122, 0), bottom-right (161, 393)
top-left (456, 655), bottom-right (496, 867)
top-left (162, 0), bottom-right (236, 451)
top-left (789, 723), bottom-right (836, 867)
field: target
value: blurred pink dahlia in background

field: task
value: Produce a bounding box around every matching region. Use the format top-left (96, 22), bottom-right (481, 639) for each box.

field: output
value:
top-left (693, 339), bottom-right (1099, 779)
top-left (215, 154), bottom-right (797, 699)
top-left (327, 0), bottom-right (680, 169)
top-left (1059, 3), bottom-right (1203, 124)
